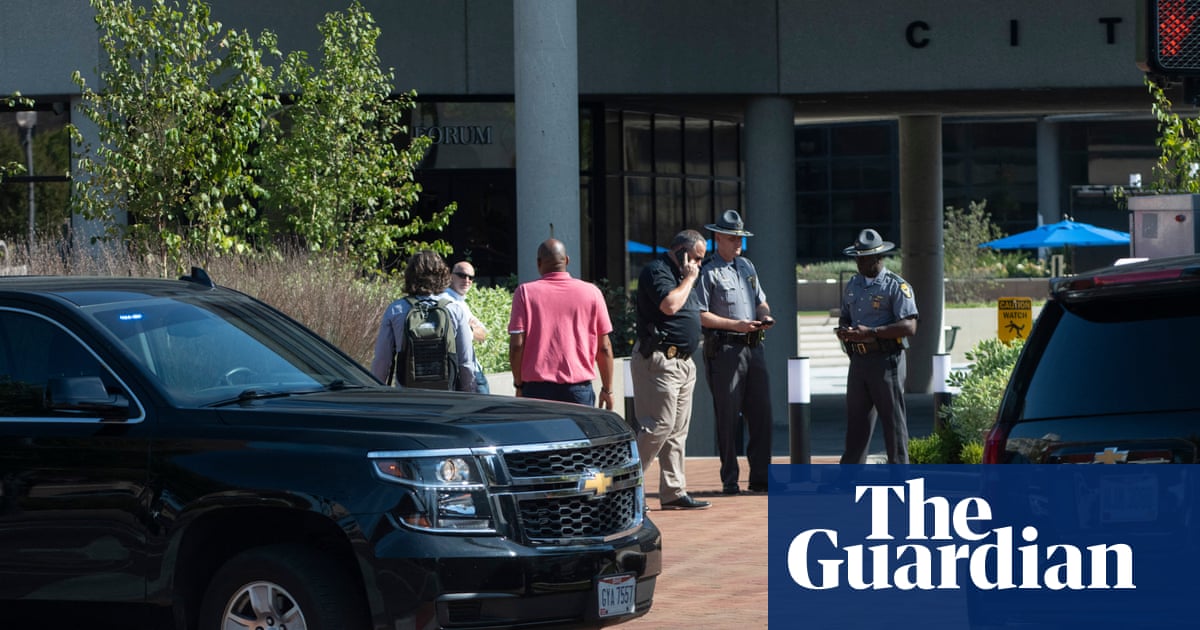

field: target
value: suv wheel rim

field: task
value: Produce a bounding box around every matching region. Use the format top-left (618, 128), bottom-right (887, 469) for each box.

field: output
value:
top-left (224, 580), bottom-right (308, 630)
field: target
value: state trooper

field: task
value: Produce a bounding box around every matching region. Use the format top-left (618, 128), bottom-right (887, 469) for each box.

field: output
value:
top-left (697, 209), bottom-right (775, 494)
top-left (836, 228), bottom-right (919, 464)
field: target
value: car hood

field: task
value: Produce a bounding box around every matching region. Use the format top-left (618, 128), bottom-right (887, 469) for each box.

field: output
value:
top-left (214, 387), bottom-right (633, 450)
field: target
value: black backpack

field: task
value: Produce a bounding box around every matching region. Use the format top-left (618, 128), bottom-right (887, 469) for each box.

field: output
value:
top-left (395, 296), bottom-right (458, 390)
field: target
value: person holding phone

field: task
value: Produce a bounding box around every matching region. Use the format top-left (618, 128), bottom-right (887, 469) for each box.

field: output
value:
top-left (631, 229), bottom-right (711, 511)
top-left (697, 209), bottom-right (775, 495)
top-left (836, 228), bottom-right (919, 464)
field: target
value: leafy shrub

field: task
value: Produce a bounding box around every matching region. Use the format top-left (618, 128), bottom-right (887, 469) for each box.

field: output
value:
top-left (941, 337), bottom-right (1026, 445)
top-left (909, 424), bottom-right (965, 464)
top-left (466, 286), bottom-right (514, 374)
top-left (596, 278), bottom-right (636, 359)
top-left (959, 441), bottom-right (984, 465)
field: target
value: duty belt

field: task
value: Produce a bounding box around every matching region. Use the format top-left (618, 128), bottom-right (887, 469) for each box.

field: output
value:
top-left (704, 329), bottom-right (763, 348)
top-left (844, 339), bottom-right (902, 356)
top-left (639, 339), bottom-right (692, 360)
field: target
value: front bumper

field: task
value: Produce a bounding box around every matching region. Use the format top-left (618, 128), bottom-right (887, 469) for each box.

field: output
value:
top-left (359, 515), bottom-right (662, 629)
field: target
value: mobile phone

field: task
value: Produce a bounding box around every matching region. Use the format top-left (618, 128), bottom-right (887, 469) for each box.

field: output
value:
top-left (675, 249), bottom-right (687, 265)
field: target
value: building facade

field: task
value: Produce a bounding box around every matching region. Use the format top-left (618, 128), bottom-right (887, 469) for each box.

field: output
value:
top-left (0, 1), bottom-right (1167, 443)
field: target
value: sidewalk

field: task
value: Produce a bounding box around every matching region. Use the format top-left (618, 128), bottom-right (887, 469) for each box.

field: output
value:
top-left (621, 456), bottom-right (812, 630)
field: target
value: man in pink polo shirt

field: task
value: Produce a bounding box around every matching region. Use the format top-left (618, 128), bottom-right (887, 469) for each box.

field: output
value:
top-left (507, 239), bottom-right (615, 408)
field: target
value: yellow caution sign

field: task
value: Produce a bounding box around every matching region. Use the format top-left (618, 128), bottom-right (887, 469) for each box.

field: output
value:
top-left (997, 297), bottom-right (1032, 343)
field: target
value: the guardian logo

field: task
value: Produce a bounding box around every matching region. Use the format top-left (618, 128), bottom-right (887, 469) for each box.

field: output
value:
top-left (787, 478), bottom-right (1135, 591)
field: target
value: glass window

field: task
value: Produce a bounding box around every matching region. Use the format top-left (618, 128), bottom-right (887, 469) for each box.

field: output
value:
top-left (654, 114), bottom-right (682, 174)
top-left (0, 310), bottom-right (121, 418)
top-left (831, 157), bottom-right (893, 190)
top-left (624, 112), bottom-right (652, 172)
top-left (796, 160), bottom-right (830, 192)
top-left (795, 127), bottom-right (827, 158)
top-left (715, 180), bottom-right (740, 217)
top-left (580, 110), bottom-right (593, 172)
top-left (625, 176), bottom-right (654, 245)
top-left (655, 178), bottom-right (683, 240)
top-left (1022, 300), bottom-right (1200, 420)
top-left (796, 193), bottom-right (831, 225)
top-left (606, 110), bottom-right (623, 172)
top-left (714, 120), bottom-right (740, 178)
top-left (831, 124), bottom-right (891, 156)
top-left (684, 117), bottom-right (712, 176)
top-left (0, 105), bottom-right (73, 240)
top-left (686, 178), bottom-right (712, 227)
top-left (832, 192), bottom-right (892, 225)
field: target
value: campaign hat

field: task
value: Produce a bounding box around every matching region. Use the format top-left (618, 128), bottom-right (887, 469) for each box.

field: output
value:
top-left (842, 228), bottom-right (895, 256)
top-left (705, 209), bottom-right (754, 237)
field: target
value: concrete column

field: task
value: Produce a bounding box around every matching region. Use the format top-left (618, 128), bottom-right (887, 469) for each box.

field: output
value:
top-left (745, 96), bottom-right (797, 449)
top-left (514, 0), bottom-right (579, 282)
top-left (898, 115), bottom-right (943, 394)
top-left (1036, 119), bottom-right (1061, 225)
top-left (69, 94), bottom-right (125, 262)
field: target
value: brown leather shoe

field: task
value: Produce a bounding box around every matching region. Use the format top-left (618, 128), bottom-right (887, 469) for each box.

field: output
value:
top-left (660, 495), bottom-right (711, 510)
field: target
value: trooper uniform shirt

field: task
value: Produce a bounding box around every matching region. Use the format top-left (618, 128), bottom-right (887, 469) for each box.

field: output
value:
top-left (697, 254), bottom-right (773, 493)
top-left (838, 264), bottom-right (918, 465)
top-left (840, 267), bottom-right (918, 331)
top-left (697, 256), bottom-right (765, 322)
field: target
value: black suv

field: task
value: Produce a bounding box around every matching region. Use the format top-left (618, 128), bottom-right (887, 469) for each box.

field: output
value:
top-left (0, 271), bottom-right (659, 629)
top-left (984, 254), bottom-right (1200, 464)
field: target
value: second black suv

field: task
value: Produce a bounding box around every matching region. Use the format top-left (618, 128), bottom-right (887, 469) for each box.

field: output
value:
top-left (984, 253), bottom-right (1200, 463)
top-left (0, 270), bottom-right (659, 629)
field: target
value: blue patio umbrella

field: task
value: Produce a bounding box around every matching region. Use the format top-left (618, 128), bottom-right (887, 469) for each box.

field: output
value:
top-left (626, 240), bottom-right (667, 254)
top-left (627, 238), bottom-right (743, 254)
top-left (978, 219), bottom-right (1130, 250)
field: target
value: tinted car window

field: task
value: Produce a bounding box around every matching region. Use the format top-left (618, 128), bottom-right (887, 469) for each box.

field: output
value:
top-left (1021, 296), bottom-right (1200, 420)
top-left (83, 294), bottom-right (375, 406)
top-left (0, 310), bottom-right (117, 417)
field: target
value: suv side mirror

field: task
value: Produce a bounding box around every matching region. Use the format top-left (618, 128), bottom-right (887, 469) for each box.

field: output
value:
top-left (46, 377), bottom-right (131, 420)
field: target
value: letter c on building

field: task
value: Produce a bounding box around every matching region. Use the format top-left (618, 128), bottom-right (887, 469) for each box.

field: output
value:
top-left (906, 21), bottom-right (930, 48)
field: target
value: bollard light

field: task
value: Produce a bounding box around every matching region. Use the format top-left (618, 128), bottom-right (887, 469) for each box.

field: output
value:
top-left (622, 358), bottom-right (636, 431)
top-left (788, 356), bottom-right (811, 465)
top-left (932, 353), bottom-right (952, 432)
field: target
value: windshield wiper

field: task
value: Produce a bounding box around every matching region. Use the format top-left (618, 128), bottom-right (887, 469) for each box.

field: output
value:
top-left (323, 379), bottom-right (367, 391)
top-left (207, 388), bottom-right (297, 407)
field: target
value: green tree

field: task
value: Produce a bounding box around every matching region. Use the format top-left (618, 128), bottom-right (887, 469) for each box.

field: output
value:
top-left (69, 0), bottom-right (450, 275)
top-left (943, 200), bottom-right (1004, 303)
top-left (1146, 76), bottom-right (1200, 193)
top-left (262, 2), bottom-right (453, 270)
top-left (71, 0), bottom-right (281, 273)
top-left (0, 94), bottom-right (32, 183)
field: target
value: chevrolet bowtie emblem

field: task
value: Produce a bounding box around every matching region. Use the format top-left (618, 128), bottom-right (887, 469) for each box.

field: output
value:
top-left (581, 470), bottom-right (613, 498)
top-left (1093, 447), bottom-right (1129, 464)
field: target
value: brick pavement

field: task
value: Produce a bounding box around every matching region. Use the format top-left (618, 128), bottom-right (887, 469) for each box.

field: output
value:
top-left (622, 456), bottom-right (837, 629)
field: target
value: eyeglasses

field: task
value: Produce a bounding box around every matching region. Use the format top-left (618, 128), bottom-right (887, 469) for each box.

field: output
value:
top-left (453, 271), bottom-right (475, 281)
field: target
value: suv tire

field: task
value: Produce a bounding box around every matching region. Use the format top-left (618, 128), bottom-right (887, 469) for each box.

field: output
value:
top-left (199, 544), bottom-right (368, 630)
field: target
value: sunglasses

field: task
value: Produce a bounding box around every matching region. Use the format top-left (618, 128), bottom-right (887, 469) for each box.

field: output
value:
top-left (453, 271), bottom-right (475, 281)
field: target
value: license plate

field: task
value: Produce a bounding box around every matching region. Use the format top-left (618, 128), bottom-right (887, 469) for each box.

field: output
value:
top-left (597, 573), bottom-right (636, 618)
top-left (1100, 474), bottom-right (1158, 523)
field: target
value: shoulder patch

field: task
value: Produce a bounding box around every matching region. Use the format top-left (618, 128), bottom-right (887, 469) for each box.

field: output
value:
top-left (900, 283), bottom-right (913, 299)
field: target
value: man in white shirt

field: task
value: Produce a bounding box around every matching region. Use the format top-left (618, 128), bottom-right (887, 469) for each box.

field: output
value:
top-left (441, 261), bottom-right (490, 393)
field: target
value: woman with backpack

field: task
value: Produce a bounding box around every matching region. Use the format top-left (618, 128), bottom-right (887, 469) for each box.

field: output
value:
top-left (371, 250), bottom-right (480, 392)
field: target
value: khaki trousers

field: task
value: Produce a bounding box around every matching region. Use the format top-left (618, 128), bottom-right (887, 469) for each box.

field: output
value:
top-left (631, 344), bottom-right (696, 503)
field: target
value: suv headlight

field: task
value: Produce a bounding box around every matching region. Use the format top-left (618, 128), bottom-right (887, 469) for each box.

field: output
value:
top-left (372, 453), bottom-right (495, 533)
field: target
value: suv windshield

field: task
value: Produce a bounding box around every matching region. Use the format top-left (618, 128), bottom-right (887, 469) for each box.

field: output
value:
top-left (1019, 296), bottom-right (1200, 420)
top-left (83, 292), bottom-right (376, 406)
